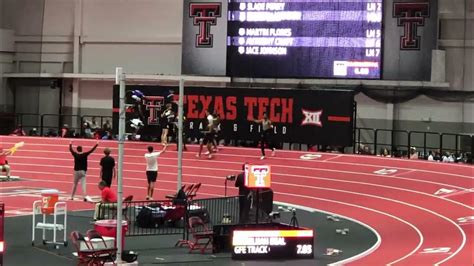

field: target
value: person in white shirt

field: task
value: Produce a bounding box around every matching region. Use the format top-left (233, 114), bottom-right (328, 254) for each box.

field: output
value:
top-left (427, 152), bottom-right (434, 161)
top-left (145, 145), bottom-right (167, 200)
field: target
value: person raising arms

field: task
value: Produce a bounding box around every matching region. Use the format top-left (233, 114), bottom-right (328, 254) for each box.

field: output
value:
top-left (69, 141), bottom-right (99, 200)
top-left (144, 144), bottom-right (167, 200)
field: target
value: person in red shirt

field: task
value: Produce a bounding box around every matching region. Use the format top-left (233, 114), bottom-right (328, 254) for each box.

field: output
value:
top-left (0, 147), bottom-right (12, 180)
top-left (92, 181), bottom-right (118, 220)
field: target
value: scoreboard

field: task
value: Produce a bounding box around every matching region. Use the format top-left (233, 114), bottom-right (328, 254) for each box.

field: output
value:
top-left (227, 0), bottom-right (383, 79)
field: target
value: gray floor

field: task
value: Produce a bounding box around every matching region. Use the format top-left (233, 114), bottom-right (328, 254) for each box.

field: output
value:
top-left (4, 205), bottom-right (377, 265)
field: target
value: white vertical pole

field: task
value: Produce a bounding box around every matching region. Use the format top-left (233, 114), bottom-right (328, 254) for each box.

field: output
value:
top-left (177, 78), bottom-right (184, 190)
top-left (115, 67), bottom-right (125, 264)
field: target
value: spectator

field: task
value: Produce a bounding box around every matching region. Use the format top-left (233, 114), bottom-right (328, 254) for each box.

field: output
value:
top-left (381, 148), bottom-right (390, 157)
top-left (359, 144), bottom-right (372, 155)
top-left (82, 122), bottom-right (93, 138)
top-left (90, 180), bottom-right (118, 220)
top-left (91, 117), bottom-right (100, 130)
top-left (102, 131), bottom-right (113, 140)
top-left (427, 151), bottom-right (434, 161)
top-left (29, 128), bottom-right (39, 136)
top-left (60, 124), bottom-right (70, 138)
top-left (409, 147), bottom-right (418, 159)
top-left (11, 124), bottom-right (26, 136)
top-left (103, 119), bottom-right (112, 132)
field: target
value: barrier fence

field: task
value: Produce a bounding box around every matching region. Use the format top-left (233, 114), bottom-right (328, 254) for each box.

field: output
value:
top-left (9, 113), bottom-right (113, 137)
top-left (95, 196), bottom-right (241, 238)
top-left (354, 127), bottom-right (473, 162)
top-left (5, 112), bottom-right (474, 163)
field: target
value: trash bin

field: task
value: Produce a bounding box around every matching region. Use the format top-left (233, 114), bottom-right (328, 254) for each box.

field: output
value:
top-left (94, 219), bottom-right (128, 248)
top-left (41, 189), bottom-right (59, 214)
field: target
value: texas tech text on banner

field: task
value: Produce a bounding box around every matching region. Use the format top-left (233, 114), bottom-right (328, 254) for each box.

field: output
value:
top-left (113, 86), bottom-right (354, 146)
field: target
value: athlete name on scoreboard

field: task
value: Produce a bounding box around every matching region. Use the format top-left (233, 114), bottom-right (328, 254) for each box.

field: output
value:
top-left (232, 229), bottom-right (314, 259)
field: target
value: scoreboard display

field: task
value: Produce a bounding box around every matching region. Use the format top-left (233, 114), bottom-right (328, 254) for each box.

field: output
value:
top-left (227, 0), bottom-right (383, 79)
top-left (232, 229), bottom-right (314, 259)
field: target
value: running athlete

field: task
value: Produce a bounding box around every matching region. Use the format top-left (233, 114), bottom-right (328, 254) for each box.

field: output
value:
top-left (160, 103), bottom-right (175, 146)
top-left (144, 145), bottom-right (167, 200)
top-left (197, 110), bottom-right (216, 159)
top-left (254, 112), bottom-right (276, 159)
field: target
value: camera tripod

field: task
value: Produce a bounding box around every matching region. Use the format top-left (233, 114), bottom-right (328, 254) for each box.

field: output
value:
top-left (289, 209), bottom-right (299, 227)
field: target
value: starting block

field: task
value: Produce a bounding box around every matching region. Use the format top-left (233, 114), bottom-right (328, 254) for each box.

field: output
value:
top-left (0, 175), bottom-right (20, 181)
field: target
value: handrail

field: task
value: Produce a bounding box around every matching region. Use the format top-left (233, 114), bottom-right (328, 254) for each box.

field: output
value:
top-left (8, 112), bottom-right (474, 164)
top-left (374, 129), bottom-right (409, 156)
top-left (408, 131), bottom-right (440, 158)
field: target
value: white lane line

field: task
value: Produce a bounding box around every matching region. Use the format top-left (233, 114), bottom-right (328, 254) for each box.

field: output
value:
top-left (10, 161), bottom-right (474, 210)
top-left (7, 173), bottom-right (422, 266)
top-left (15, 169), bottom-right (455, 264)
top-left (7, 143), bottom-right (474, 179)
top-left (3, 137), bottom-right (473, 171)
top-left (10, 155), bottom-right (472, 192)
top-left (273, 201), bottom-right (382, 266)
top-left (273, 193), bottom-right (423, 266)
top-left (294, 186), bottom-right (466, 266)
top-left (4, 138), bottom-right (465, 260)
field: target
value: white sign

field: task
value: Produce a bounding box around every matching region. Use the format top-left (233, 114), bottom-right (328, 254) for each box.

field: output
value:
top-left (300, 154), bottom-right (322, 160)
top-left (434, 188), bottom-right (457, 196)
top-left (420, 247), bottom-right (451, 254)
top-left (373, 169), bottom-right (398, 175)
top-left (457, 216), bottom-right (474, 225)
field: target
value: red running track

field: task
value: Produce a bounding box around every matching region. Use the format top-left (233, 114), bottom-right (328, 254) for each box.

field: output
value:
top-left (0, 136), bottom-right (473, 265)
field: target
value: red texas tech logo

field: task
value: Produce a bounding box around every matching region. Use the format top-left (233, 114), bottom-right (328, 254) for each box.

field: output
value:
top-left (144, 96), bottom-right (165, 126)
top-left (393, 2), bottom-right (430, 50)
top-left (301, 109), bottom-right (323, 127)
top-left (189, 3), bottom-right (222, 48)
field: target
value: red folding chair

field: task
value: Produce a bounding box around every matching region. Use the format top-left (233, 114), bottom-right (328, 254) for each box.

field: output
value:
top-left (112, 195), bottom-right (134, 221)
top-left (187, 183), bottom-right (201, 201)
top-left (71, 231), bottom-right (115, 265)
top-left (85, 229), bottom-right (117, 265)
top-left (165, 184), bottom-right (188, 200)
top-left (187, 216), bottom-right (214, 254)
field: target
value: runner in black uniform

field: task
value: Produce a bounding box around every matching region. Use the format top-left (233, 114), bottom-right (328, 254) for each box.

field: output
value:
top-left (196, 111), bottom-right (216, 159)
top-left (160, 103), bottom-right (174, 146)
top-left (254, 112), bottom-right (276, 160)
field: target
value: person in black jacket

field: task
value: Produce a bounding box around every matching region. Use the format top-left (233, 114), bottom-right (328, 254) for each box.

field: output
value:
top-left (69, 141), bottom-right (99, 201)
top-left (235, 164), bottom-right (251, 224)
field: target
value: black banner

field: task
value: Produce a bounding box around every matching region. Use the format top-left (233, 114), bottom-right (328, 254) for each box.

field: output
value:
top-left (113, 86), bottom-right (354, 146)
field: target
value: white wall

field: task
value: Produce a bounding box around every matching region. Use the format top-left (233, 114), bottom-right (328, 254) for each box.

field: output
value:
top-left (77, 80), bottom-right (113, 113)
top-left (80, 0), bottom-right (182, 74)
top-left (0, 29), bottom-right (15, 111)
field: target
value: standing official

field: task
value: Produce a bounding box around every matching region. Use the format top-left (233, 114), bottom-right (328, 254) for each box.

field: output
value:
top-left (235, 164), bottom-right (251, 224)
top-left (100, 148), bottom-right (116, 187)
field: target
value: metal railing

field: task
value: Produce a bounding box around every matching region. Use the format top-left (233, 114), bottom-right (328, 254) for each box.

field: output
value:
top-left (408, 131), bottom-right (440, 158)
top-left (7, 112), bottom-right (474, 163)
top-left (10, 113), bottom-right (112, 137)
top-left (94, 196), bottom-right (241, 237)
top-left (354, 127), bottom-right (473, 163)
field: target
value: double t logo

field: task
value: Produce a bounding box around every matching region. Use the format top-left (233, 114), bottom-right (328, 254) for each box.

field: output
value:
top-left (393, 2), bottom-right (430, 50)
top-left (189, 3), bottom-right (222, 48)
